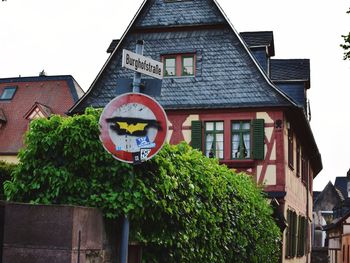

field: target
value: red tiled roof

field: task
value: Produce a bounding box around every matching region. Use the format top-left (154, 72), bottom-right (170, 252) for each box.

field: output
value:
top-left (0, 75), bottom-right (83, 154)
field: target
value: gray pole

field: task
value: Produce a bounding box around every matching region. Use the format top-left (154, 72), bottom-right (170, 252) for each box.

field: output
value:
top-left (132, 40), bottom-right (144, 93)
top-left (119, 40), bottom-right (145, 263)
top-left (119, 215), bottom-right (130, 263)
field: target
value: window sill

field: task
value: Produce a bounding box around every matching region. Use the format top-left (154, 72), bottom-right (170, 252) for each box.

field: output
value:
top-left (164, 75), bottom-right (195, 79)
top-left (220, 159), bottom-right (255, 169)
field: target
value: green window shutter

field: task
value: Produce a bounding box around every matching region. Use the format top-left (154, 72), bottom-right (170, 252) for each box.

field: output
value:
top-left (286, 210), bottom-right (291, 257)
top-left (252, 119), bottom-right (265, 160)
top-left (191, 121), bottom-right (202, 151)
top-left (302, 217), bottom-right (306, 256)
top-left (292, 212), bottom-right (297, 258)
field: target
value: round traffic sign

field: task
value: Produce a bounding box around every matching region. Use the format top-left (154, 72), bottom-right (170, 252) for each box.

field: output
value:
top-left (99, 93), bottom-right (168, 163)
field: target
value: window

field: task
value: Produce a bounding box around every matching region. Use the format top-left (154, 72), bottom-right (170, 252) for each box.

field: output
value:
top-left (164, 57), bottom-right (176, 76)
top-left (288, 127), bottom-right (294, 168)
top-left (182, 56), bottom-right (194, 76)
top-left (302, 152), bottom-right (308, 184)
top-left (232, 121), bottom-right (251, 159)
top-left (28, 107), bottom-right (46, 120)
top-left (296, 143), bottom-right (301, 177)
top-left (162, 54), bottom-right (195, 77)
top-left (190, 119), bottom-right (264, 160)
top-left (204, 121), bottom-right (224, 159)
top-left (0, 86), bottom-right (17, 100)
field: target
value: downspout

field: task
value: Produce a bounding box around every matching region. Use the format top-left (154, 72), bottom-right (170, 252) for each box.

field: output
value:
top-left (306, 168), bottom-right (310, 263)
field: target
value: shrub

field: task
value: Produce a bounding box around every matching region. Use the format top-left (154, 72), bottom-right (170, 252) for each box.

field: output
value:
top-left (0, 160), bottom-right (17, 199)
top-left (5, 108), bottom-right (280, 263)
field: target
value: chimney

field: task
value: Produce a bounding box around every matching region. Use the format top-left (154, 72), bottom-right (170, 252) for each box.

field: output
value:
top-left (106, 39), bottom-right (120, 54)
top-left (39, 70), bottom-right (46, 77)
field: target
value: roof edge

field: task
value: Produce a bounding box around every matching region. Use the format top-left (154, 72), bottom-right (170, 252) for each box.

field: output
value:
top-left (212, 0), bottom-right (297, 108)
top-left (69, 0), bottom-right (148, 114)
top-left (0, 75), bottom-right (76, 84)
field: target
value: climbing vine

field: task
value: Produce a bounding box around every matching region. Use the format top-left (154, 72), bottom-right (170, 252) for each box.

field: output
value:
top-left (5, 108), bottom-right (281, 263)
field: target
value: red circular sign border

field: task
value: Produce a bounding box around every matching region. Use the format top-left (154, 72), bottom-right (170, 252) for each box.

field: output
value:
top-left (99, 93), bottom-right (168, 163)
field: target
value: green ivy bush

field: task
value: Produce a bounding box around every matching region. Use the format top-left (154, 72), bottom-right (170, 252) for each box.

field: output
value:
top-left (5, 108), bottom-right (281, 263)
top-left (0, 161), bottom-right (17, 199)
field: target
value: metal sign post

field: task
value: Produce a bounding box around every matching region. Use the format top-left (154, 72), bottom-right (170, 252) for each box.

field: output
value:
top-left (120, 40), bottom-right (144, 263)
top-left (100, 41), bottom-right (166, 263)
top-left (132, 40), bottom-right (144, 93)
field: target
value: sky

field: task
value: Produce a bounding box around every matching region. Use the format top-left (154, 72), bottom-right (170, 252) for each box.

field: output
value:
top-left (0, 0), bottom-right (349, 191)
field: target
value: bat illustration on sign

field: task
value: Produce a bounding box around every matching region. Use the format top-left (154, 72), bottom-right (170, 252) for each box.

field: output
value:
top-left (116, 122), bottom-right (147, 134)
top-left (106, 117), bottom-right (162, 136)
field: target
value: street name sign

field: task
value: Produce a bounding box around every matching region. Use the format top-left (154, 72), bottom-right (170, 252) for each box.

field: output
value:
top-left (99, 93), bottom-right (168, 164)
top-left (122, 49), bottom-right (163, 80)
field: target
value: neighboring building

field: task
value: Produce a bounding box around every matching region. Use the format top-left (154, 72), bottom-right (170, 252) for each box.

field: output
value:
top-left (313, 182), bottom-right (344, 248)
top-left (324, 209), bottom-right (350, 263)
top-left (317, 170), bottom-right (350, 263)
top-left (69, 0), bottom-right (322, 262)
top-left (0, 75), bottom-right (84, 163)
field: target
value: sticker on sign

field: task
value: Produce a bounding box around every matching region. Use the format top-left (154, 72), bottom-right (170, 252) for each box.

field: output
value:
top-left (122, 49), bottom-right (163, 80)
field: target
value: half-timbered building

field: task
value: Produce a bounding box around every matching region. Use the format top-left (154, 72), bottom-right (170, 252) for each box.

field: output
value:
top-left (69, 0), bottom-right (322, 262)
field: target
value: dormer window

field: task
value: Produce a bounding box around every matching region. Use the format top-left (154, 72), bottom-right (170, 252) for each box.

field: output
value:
top-left (162, 54), bottom-right (195, 77)
top-left (28, 107), bottom-right (46, 120)
top-left (24, 102), bottom-right (52, 121)
top-left (0, 86), bottom-right (17, 100)
top-left (0, 108), bottom-right (6, 127)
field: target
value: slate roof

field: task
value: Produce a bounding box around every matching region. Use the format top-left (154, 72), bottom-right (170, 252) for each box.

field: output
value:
top-left (0, 75), bottom-right (83, 155)
top-left (270, 59), bottom-right (310, 82)
top-left (72, 30), bottom-right (293, 111)
top-left (240, 31), bottom-right (275, 56)
top-left (134, 0), bottom-right (226, 28)
top-left (335, 176), bottom-right (348, 199)
top-left (313, 191), bottom-right (321, 202)
top-left (313, 181), bottom-right (344, 210)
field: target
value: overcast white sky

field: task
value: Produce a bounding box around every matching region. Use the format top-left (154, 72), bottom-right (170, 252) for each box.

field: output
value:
top-left (0, 0), bottom-right (349, 191)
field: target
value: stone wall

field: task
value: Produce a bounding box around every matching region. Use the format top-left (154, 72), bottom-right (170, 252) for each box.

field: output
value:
top-left (0, 202), bottom-right (141, 263)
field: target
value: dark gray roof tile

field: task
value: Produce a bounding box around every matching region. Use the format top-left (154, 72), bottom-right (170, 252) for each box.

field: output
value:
top-left (335, 177), bottom-right (348, 200)
top-left (270, 59), bottom-right (310, 81)
top-left (135, 0), bottom-right (225, 28)
top-left (240, 31), bottom-right (273, 47)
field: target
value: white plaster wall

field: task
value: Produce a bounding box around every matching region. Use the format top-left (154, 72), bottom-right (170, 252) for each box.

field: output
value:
top-left (182, 115), bottom-right (199, 143)
top-left (0, 155), bottom-right (18, 164)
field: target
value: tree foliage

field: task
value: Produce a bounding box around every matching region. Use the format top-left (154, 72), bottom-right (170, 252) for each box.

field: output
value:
top-left (5, 108), bottom-right (281, 263)
top-left (0, 161), bottom-right (17, 199)
top-left (341, 8), bottom-right (350, 60)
